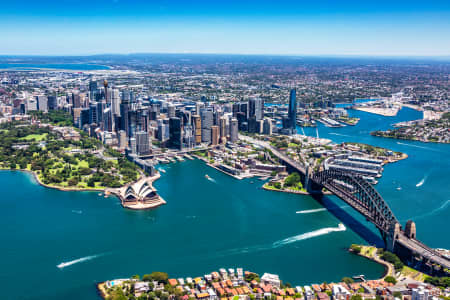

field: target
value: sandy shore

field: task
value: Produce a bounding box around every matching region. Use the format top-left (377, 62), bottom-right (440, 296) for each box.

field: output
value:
top-left (353, 106), bottom-right (399, 117)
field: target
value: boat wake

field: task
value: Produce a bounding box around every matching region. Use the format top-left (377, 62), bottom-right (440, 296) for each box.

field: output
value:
top-left (405, 200), bottom-right (450, 221)
top-left (396, 142), bottom-right (436, 152)
top-left (296, 205), bottom-right (349, 214)
top-left (296, 208), bottom-right (327, 214)
top-left (57, 253), bottom-right (105, 269)
top-left (272, 224), bottom-right (346, 248)
top-left (329, 132), bottom-right (353, 137)
top-left (216, 224), bottom-right (346, 257)
top-left (416, 176), bottom-right (427, 187)
top-left (71, 210), bottom-right (83, 214)
top-left (207, 177), bottom-right (216, 183)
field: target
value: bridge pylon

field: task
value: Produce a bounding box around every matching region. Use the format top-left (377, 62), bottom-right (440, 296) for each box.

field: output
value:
top-left (383, 222), bottom-right (401, 252)
top-left (305, 166), bottom-right (322, 194)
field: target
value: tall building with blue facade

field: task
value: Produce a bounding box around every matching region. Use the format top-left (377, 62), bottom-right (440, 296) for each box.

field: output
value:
top-left (288, 88), bottom-right (297, 129)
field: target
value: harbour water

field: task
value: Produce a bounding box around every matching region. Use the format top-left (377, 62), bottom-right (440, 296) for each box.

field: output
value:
top-left (0, 107), bottom-right (448, 300)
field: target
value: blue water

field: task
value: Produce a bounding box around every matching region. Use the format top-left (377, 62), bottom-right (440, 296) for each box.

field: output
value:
top-left (0, 107), bottom-right (448, 300)
top-left (0, 63), bottom-right (110, 70)
top-left (301, 107), bottom-right (450, 247)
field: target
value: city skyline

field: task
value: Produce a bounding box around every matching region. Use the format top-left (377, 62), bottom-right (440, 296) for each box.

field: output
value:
top-left (1, 0), bottom-right (450, 56)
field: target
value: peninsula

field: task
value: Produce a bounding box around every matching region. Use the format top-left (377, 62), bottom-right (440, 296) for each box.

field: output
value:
top-left (371, 112), bottom-right (450, 144)
top-left (0, 112), bottom-right (146, 194)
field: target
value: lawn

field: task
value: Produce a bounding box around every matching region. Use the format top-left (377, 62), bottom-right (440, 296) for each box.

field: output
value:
top-left (20, 133), bottom-right (48, 141)
top-left (400, 266), bottom-right (429, 282)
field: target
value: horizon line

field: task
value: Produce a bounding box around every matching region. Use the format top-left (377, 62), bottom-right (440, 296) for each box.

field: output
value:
top-left (0, 52), bottom-right (450, 59)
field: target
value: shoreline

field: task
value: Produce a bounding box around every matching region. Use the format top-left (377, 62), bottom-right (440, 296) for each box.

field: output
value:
top-left (1, 168), bottom-right (106, 192)
top-left (401, 103), bottom-right (423, 111)
top-left (349, 246), bottom-right (394, 280)
top-left (96, 282), bottom-right (108, 299)
top-left (338, 118), bottom-right (360, 126)
top-left (262, 182), bottom-right (333, 195)
top-left (371, 132), bottom-right (449, 144)
top-left (352, 106), bottom-right (399, 117)
top-left (191, 154), bottom-right (245, 180)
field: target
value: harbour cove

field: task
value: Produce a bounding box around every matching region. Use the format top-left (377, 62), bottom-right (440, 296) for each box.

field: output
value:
top-left (1, 107), bottom-right (449, 300)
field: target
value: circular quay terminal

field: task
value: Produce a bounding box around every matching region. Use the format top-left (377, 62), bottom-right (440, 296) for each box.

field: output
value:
top-left (0, 1), bottom-right (449, 299)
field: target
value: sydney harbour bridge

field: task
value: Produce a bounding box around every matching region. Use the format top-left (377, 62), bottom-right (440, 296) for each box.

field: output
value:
top-left (244, 136), bottom-right (450, 274)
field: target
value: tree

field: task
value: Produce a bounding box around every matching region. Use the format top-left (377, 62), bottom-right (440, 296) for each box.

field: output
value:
top-left (68, 178), bottom-right (79, 186)
top-left (87, 177), bottom-right (96, 187)
top-left (351, 295), bottom-right (362, 300)
top-left (149, 272), bottom-right (168, 284)
top-left (106, 287), bottom-right (128, 300)
top-left (393, 291), bottom-right (402, 299)
top-left (284, 172), bottom-right (301, 187)
top-left (384, 276), bottom-right (397, 284)
top-left (381, 252), bottom-right (404, 271)
top-left (350, 244), bottom-right (362, 254)
top-left (245, 272), bottom-right (260, 283)
top-left (341, 277), bottom-right (354, 284)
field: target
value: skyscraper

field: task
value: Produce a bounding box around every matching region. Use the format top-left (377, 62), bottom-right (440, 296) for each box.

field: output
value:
top-left (263, 118), bottom-right (273, 135)
top-left (167, 104), bottom-right (176, 118)
top-left (200, 108), bottom-right (213, 143)
top-left (192, 115), bottom-right (202, 144)
top-left (136, 131), bottom-right (150, 155)
top-left (103, 80), bottom-right (109, 103)
top-left (36, 95), bottom-right (48, 112)
top-left (249, 98), bottom-right (264, 121)
top-left (48, 95), bottom-right (57, 110)
top-left (111, 89), bottom-right (121, 117)
top-left (169, 117), bottom-right (183, 150)
top-left (219, 116), bottom-right (227, 143)
top-left (288, 89), bottom-right (297, 129)
top-left (211, 125), bottom-right (219, 146)
top-left (230, 118), bottom-right (238, 143)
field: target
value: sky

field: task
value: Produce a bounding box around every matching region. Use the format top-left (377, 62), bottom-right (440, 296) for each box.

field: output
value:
top-left (1, 0), bottom-right (450, 56)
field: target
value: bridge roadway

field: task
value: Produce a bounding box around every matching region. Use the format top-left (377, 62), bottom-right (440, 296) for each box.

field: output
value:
top-left (397, 235), bottom-right (450, 270)
top-left (240, 135), bottom-right (450, 270)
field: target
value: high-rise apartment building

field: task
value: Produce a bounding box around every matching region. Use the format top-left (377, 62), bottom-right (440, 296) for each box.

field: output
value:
top-left (169, 117), bottom-right (183, 150)
top-left (136, 131), bottom-right (150, 155)
top-left (192, 115), bottom-right (202, 144)
top-left (211, 125), bottom-right (219, 146)
top-left (230, 118), bottom-right (238, 143)
top-left (249, 98), bottom-right (264, 121)
top-left (200, 108), bottom-right (213, 143)
top-left (288, 89), bottom-right (297, 129)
